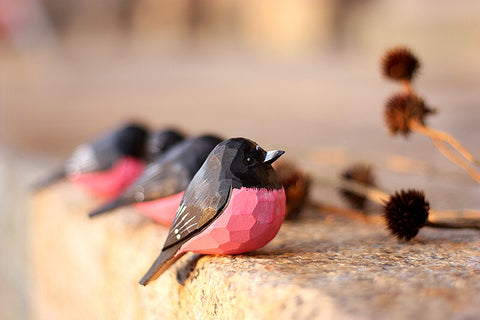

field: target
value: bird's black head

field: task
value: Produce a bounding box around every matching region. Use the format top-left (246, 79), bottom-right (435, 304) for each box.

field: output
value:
top-left (215, 138), bottom-right (284, 190)
top-left (145, 129), bottom-right (185, 161)
top-left (163, 134), bottom-right (223, 175)
top-left (115, 123), bottom-right (149, 159)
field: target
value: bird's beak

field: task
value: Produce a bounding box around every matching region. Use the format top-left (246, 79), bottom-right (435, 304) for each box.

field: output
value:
top-left (264, 150), bottom-right (285, 165)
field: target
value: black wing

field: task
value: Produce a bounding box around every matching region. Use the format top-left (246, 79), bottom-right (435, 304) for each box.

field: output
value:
top-left (89, 162), bottom-right (190, 217)
top-left (126, 162), bottom-right (190, 202)
top-left (163, 152), bottom-right (232, 249)
top-left (65, 123), bottom-right (143, 175)
top-left (31, 166), bottom-right (67, 191)
top-left (65, 141), bottom-right (119, 175)
top-left (33, 132), bottom-right (120, 191)
top-left (138, 152), bottom-right (232, 285)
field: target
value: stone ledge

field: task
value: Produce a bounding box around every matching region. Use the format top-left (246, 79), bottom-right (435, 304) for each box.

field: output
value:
top-left (30, 183), bottom-right (480, 320)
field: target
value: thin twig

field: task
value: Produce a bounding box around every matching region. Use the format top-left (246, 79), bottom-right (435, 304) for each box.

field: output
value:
top-left (425, 220), bottom-right (480, 230)
top-left (410, 120), bottom-right (480, 167)
top-left (314, 175), bottom-right (479, 219)
top-left (309, 201), bottom-right (368, 222)
top-left (402, 80), bottom-right (412, 95)
top-left (429, 138), bottom-right (480, 184)
top-left (314, 176), bottom-right (389, 205)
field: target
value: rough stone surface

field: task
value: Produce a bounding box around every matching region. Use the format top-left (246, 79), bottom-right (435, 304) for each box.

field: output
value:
top-left (30, 182), bottom-right (480, 320)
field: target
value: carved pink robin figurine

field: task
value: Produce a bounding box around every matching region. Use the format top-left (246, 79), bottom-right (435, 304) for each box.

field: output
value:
top-left (139, 137), bottom-right (286, 285)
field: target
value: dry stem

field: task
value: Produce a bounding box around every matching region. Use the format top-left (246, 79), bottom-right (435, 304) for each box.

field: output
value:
top-left (425, 220), bottom-right (480, 230)
top-left (309, 201), bottom-right (368, 222)
top-left (410, 120), bottom-right (480, 167)
top-left (314, 175), bottom-right (479, 219)
top-left (429, 138), bottom-right (480, 184)
top-left (402, 80), bottom-right (412, 95)
top-left (314, 176), bottom-right (389, 205)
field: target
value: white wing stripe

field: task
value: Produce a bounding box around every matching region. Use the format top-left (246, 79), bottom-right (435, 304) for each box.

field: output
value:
top-left (177, 216), bottom-right (196, 234)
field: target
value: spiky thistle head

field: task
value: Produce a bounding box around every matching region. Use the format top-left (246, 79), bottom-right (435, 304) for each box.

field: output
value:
top-left (340, 164), bottom-right (376, 210)
top-left (272, 159), bottom-right (311, 220)
top-left (384, 93), bottom-right (434, 136)
top-left (384, 189), bottom-right (430, 240)
top-left (381, 47), bottom-right (420, 82)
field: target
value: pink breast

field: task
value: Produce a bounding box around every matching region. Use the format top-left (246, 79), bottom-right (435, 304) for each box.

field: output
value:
top-left (177, 187), bottom-right (286, 256)
top-left (70, 156), bottom-right (145, 200)
top-left (134, 191), bottom-right (185, 226)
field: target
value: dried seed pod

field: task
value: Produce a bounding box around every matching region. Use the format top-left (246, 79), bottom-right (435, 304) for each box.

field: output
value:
top-left (340, 164), bottom-right (376, 210)
top-left (382, 47), bottom-right (420, 82)
top-left (273, 159), bottom-right (311, 220)
top-left (383, 92), bottom-right (480, 183)
top-left (384, 189), bottom-right (480, 240)
top-left (383, 189), bottom-right (430, 240)
top-left (381, 46), bottom-right (480, 184)
top-left (384, 93), bottom-right (434, 136)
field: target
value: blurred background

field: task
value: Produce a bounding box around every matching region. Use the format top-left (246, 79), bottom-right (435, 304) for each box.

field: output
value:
top-left (1, 0), bottom-right (479, 319)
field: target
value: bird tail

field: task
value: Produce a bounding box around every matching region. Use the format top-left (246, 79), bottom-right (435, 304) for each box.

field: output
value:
top-left (139, 243), bottom-right (184, 286)
top-left (88, 197), bottom-right (131, 218)
top-left (31, 167), bottom-right (66, 191)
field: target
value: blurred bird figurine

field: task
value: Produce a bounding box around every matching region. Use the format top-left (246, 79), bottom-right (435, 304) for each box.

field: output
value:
top-left (139, 137), bottom-right (286, 285)
top-left (32, 123), bottom-right (182, 200)
top-left (144, 128), bottom-right (185, 162)
top-left (88, 135), bottom-right (223, 225)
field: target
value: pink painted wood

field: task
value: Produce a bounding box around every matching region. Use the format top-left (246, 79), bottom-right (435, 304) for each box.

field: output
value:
top-left (70, 156), bottom-right (145, 200)
top-left (134, 191), bottom-right (185, 226)
top-left (177, 187), bottom-right (286, 256)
